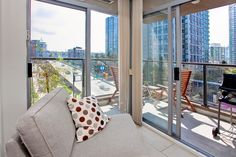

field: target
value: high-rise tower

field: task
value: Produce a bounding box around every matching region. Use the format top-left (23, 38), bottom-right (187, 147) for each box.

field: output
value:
top-left (229, 4), bottom-right (236, 64)
top-left (105, 16), bottom-right (118, 58)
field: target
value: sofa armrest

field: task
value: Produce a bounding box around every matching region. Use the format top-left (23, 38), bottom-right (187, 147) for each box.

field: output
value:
top-left (5, 133), bottom-right (30, 157)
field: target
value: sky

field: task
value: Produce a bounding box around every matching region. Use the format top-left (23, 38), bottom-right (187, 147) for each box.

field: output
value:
top-left (209, 6), bottom-right (229, 47)
top-left (31, 1), bottom-right (109, 52)
top-left (31, 1), bottom-right (230, 52)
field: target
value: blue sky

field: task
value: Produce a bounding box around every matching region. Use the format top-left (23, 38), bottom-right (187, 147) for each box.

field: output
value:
top-left (31, 1), bottom-right (230, 52)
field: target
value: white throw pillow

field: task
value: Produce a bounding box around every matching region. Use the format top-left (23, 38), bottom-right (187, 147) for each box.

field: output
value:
top-left (67, 96), bottom-right (110, 142)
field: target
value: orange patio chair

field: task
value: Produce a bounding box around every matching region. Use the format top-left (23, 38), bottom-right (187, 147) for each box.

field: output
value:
top-left (109, 66), bottom-right (119, 102)
top-left (174, 70), bottom-right (196, 112)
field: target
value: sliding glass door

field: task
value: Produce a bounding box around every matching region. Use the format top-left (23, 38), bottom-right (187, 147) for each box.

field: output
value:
top-left (142, 6), bottom-right (182, 137)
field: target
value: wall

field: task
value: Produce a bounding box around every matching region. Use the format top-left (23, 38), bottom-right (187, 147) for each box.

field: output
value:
top-left (0, 0), bottom-right (3, 154)
top-left (0, 0), bottom-right (27, 156)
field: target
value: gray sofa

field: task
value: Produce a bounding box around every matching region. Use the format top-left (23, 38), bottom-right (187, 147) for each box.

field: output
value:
top-left (5, 88), bottom-right (156, 157)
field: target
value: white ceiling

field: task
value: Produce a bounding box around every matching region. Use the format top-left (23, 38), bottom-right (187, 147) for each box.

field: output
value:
top-left (70, 0), bottom-right (235, 15)
top-left (72, 0), bottom-right (176, 15)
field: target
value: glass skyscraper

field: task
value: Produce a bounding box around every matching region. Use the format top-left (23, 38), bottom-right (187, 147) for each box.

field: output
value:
top-left (209, 43), bottom-right (228, 64)
top-left (143, 20), bottom-right (169, 61)
top-left (229, 4), bottom-right (236, 64)
top-left (105, 16), bottom-right (118, 58)
top-left (143, 11), bottom-right (209, 63)
top-left (182, 11), bottom-right (209, 63)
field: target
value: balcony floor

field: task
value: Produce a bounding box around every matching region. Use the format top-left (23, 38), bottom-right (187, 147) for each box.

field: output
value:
top-left (143, 99), bottom-right (236, 157)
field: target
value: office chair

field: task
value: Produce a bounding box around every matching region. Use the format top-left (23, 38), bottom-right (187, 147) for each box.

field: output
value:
top-left (212, 73), bottom-right (236, 137)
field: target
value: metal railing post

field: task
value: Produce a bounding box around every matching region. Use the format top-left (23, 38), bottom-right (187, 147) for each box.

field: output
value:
top-left (73, 72), bottom-right (75, 97)
top-left (82, 59), bottom-right (85, 98)
top-left (203, 64), bottom-right (207, 107)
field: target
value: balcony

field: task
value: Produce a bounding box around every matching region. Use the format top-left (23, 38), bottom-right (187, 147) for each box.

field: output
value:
top-left (142, 61), bottom-right (236, 157)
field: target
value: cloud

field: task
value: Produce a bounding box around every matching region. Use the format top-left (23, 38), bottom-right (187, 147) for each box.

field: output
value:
top-left (32, 27), bottom-right (56, 35)
top-left (32, 3), bottom-right (55, 19)
top-left (35, 9), bottom-right (54, 18)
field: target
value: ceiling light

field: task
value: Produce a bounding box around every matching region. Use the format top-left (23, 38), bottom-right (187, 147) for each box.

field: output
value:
top-left (191, 0), bottom-right (200, 4)
top-left (97, 0), bottom-right (114, 5)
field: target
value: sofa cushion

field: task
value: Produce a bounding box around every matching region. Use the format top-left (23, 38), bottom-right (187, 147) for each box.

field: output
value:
top-left (71, 114), bottom-right (154, 157)
top-left (17, 88), bottom-right (75, 157)
top-left (67, 96), bottom-right (110, 142)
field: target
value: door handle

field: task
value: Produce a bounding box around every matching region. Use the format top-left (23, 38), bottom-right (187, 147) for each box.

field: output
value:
top-left (28, 63), bottom-right (32, 78)
top-left (174, 67), bottom-right (179, 81)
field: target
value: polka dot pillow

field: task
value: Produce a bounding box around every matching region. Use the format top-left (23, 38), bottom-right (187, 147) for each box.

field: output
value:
top-left (67, 96), bottom-right (110, 142)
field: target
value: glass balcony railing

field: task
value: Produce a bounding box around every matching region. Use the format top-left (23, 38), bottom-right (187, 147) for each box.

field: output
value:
top-left (91, 58), bottom-right (118, 99)
top-left (31, 58), bottom-right (84, 104)
top-left (143, 60), bottom-right (236, 113)
top-left (31, 58), bottom-right (119, 105)
top-left (183, 62), bottom-right (236, 109)
top-left (32, 58), bottom-right (236, 111)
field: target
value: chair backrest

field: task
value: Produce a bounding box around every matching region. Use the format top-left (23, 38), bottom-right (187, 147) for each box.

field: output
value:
top-left (220, 73), bottom-right (236, 92)
top-left (110, 66), bottom-right (119, 90)
top-left (181, 70), bottom-right (192, 96)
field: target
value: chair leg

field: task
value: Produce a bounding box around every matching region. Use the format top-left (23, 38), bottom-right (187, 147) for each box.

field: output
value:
top-left (159, 87), bottom-right (167, 99)
top-left (183, 95), bottom-right (196, 112)
top-left (109, 90), bottom-right (118, 102)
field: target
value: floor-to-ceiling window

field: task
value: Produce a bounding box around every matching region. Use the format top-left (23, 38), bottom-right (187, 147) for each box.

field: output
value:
top-left (29, 0), bottom-right (86, 105)
top-left (91, 11), bottom-right (118, 98)
top-left (29, 0), bottom-right (119, 108)
top-left (90, 11), bottom-right (119, 105)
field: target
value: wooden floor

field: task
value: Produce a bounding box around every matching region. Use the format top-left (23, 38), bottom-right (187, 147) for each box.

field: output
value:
top-left (101, 105), bottom-right (203, 157)
top-left (142, 100), bottom-right (236, 157)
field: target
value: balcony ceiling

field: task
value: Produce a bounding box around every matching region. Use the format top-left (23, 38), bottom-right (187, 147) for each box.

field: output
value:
top-left (180, 0), bottom-right (236, 16)
top-left (72, 0), bottom-right (235, 15)
top-left (73, 0), bottom-right (175, 14)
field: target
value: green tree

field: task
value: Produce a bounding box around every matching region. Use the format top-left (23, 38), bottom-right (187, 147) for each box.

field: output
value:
top-left (36, 61), bottom-right (61, 93)
top-left (31, 82), bottom-right (39, 104)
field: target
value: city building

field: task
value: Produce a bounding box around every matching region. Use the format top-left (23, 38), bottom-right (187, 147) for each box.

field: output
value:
top-left (182, 11), bottom-right (209, 62)
top-left (67, 47), bottom-right (85, 59)
top-left (143, 20), bottom-right (169, 86)
top-left (91, 52), bottom-right (106, 58)
top-left (31, 40), bottom-right (85, 58)
top-left (229, 4), bottom-right (236, 64)
top-left (30, 40), bottom-right (47, 57)
top-left (143, 11), bottom-right (209, 63)
top-left (143, 20), bottom-right (169, 61)
top-left (105, 16), bottom-right (118, 58)
top-left (209, 43), bottom-right (228, 63)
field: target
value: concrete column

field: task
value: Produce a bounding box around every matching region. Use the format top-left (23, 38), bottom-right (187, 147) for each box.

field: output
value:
top-left (131, 0), bottom-right (143, 125)
top-left (118, 0), bottom-right (130, 113)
